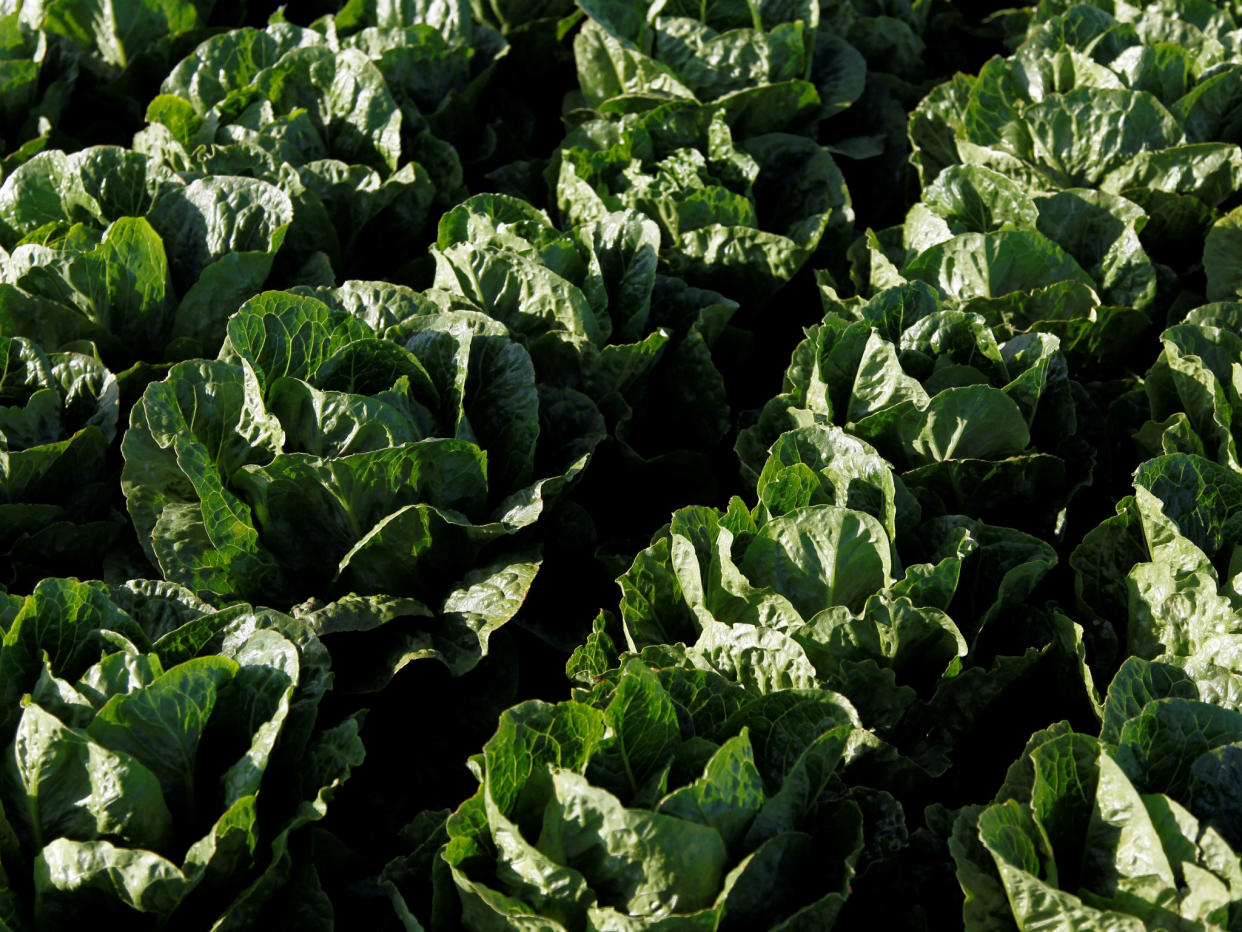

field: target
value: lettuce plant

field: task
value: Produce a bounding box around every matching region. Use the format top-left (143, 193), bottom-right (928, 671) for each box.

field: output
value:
top-left (1138, 301), bottom-right (1242, 466)
top-left (121, 287), bottom-right (604, 684)
top-left (0, 576), bottom-right (361, 929)
top-left (132, 19), bottom-right (454, 284)
top-left (566, 0), bottom-right (965, 235)
top-left (911, 1), bottom-right (1242, 188)
top-left (0, 0), bottom-right (300, 160)
top-left (0, 12), bottom-right (74, 162)
top-left (138, 23), bottom-right (404, 175)
top-left (0, 337), bottom-right (119, 589)
top-left (571, 0), bottom-right (862, 138)
top-left (955, 438), bottom-right (1242, 929)
top-left (549, 100), bottom-right (853, 302)
top-left (900, 163), bottom-right (1161, 311)
top-left (873, 158), bottom-right (1162, 373)
top-left (0, 146), bottom-right (293, 362)
top-left (737, 282), bottom-right (1083, 532)
top-left (954, 720), bottom-right (1242, 931)
top-left (426, 191), bottom-right (749, 587)
top-left (134, 7), bottom-right (510, 284)
top-left (387, 658), bottom-right (874, 930)
top-left (1074, 450), bottom-right (1242, 674)
top-left (430, 193), bottom-right (737, 457)
top-left (605, 429), bottom-right (1098, 772)
top-left (845, 161), bottom-right (1181, 368)
top-left (954, 550), bottom-right (1242, 932)
top-left (329, 0), bottom-right (509, 169)
top-left (907, 1), bottom-right (1242, 303)
top-left (1, 0), bottom-right (218, 83)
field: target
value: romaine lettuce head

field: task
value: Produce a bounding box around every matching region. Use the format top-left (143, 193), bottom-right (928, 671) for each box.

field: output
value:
top-left (332, 0), bottom-right (509, 169)
top-left (0, 336), bottom-right (120, 589)
top-left (431, 194), bottom-right (737, 452)
top-left (954, 723), bottom-right (1242, 932)
top-left (0, 147), bottom-right (293, 362)
top-left (131, 14), bottom-right (515, 287)
top-left (3, 0), bottom-right (216, 83)
top-left (904, 0), bottom-right (1242, 320)
top-left (0, 576), bottom-right (360, 928)
top-left (911, 1), bottom-right (1242, 188)
top-left (121, 287), bottom-right (604, 682)
top-left (1069, 445), bottom-right (1242, 704)
top-left (899, 164), bottom-right (1160, 312)
top-left (388, 657), bottom-right (872, 930)
top-left (1140, 302), bottom-right (1242, 468)
top-left (907, 0), bottom-right (1242, 302)
top-left (848, 164), bottom-right (1169, 351)
top-left (955, 609), bottom-right (1242, 932)
top-left (843, 169), bottom-right (1157, 378)
top-left (571, 0), bottom-right (825, 137)
top-left (568, 0), bottom-right (954, 143)
top-left (141, 23), bottom-right (400, 173)
top-left (590, 407), bottom-right (1101, 808)
top-left (1079, 455), bottom-right (1242, 671)
top-left (0, 12), bottom-right (74, 160)
top-left (605, 476), bottom-right (1092, 772)
top-left (738, 282), bottom-right (1081, 532)
top-left (549, 101), bottom-right (852, 303)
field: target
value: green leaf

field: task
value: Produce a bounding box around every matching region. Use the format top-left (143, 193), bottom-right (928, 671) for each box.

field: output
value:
top-left (903, 231), bottom-right (1095, 301)
top-left (590, 659), bottom-right (680, 799)
top-left (1114, 698), bottom-right (1242, 798)
top-left (1100, 658), bottom-right (1197, 748)
top-left (1022, 88), bottom-right (1183, 186)
top-left (0, 147), bottom-right (173, 244)
top-left (1205, 206), bottom-right (1242, 303)
top-left (1133, 453), bottom-right (1242, 562)
top-left (919, 164), bottom-right (1039, 236)
top-left (1033, 188), bottom-right (1157, 310)
top-left (7, 701), bottom-right (172, 852)
top-left (880, 385), bottom-right (1031, 467)
top-left (252, 46), bottom-right (403, 173)
top-left (538, 768), bottom-right (728, 916)
top-left (432, 241), bottom-right (605, 346)
top-left (740, 505), bottom-right (893, 616)
top-left (236, 440), bottom-right (489, 582)
top-left (222, 291), bottom-right (375, 393)
top-left (40, 0), bottom-right (207, 76)
top-left (689, 621), bottom-right (819, 693)
top-left (34, 838), bottom-right (190, 921)
top-left (658, 729), bottom-right (764, 852)
top-left (619, 535), bottom-right (698, 650)
top-left (85, 656), bottom-right (239, 814)
top-left (1100, 143), bottom-right (1242, 208)
top-left (122, 359), bottom-right (284, 592)
top-left (744, 724), bottom-right (851, 847)
top-left (3, 217), bottom-right (173, 367)
top-left (76, 650), bottom-right (165, 709)
top-left (150, 177), bottom-right (293, 354)
top-left (0, 579), bottom-right (144, 734)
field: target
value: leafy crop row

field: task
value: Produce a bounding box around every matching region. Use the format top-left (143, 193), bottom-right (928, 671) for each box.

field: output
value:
top-left (1, 0), bottom-right (1241, 929)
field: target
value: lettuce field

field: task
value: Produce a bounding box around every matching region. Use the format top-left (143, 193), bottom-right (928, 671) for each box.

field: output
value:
top-left (2, 0), bottom-right (1242, 927)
